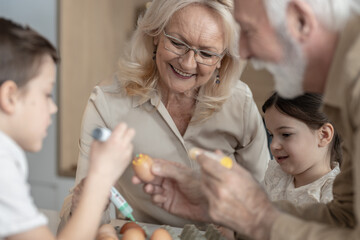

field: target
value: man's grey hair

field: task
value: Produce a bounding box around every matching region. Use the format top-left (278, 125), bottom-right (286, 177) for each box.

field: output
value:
top-left (264, 0), bottom-right (360, 31)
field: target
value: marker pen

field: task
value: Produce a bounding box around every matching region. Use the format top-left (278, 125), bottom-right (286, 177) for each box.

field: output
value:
top-left (92, 127), bottom-right (136, 222)
top-left (110, 187), bottom-right (135, 222)
top-left (189, 147), bottom-right (233, 169)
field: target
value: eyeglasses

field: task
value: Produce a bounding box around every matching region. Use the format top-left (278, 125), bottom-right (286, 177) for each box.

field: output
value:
top-left (163, 31), bottom-right (226, 66)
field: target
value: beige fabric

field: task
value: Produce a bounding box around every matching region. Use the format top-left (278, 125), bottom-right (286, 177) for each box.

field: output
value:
top-left (264, 161), bottom-right (340, 206)
top-left (269, 16), bottom-right (360, 239)
top-left (59, 79), bottom-right (270, 227)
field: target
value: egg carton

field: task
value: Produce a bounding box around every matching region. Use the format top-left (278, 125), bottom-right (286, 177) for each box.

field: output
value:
top-left (180, 224), bottom-right (207, 240)
top-left (180, 224), bottom-right (227, 240)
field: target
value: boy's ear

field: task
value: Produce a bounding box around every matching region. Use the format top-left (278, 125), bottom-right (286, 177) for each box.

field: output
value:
top-left (0, 80), bottom-right (19, 114)
top-left (318, 123), bottom-right (334, 147)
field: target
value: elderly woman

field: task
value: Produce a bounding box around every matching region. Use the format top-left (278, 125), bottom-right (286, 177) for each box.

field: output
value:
top-left (59, 0), bottom-right (269, 227)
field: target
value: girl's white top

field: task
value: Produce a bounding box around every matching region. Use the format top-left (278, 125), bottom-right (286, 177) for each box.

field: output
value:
top-left (263, 160), bottom-right (341, 206)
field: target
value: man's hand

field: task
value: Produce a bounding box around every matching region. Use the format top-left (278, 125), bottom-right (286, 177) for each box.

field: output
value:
top-left (132, 159), bottom-right (211, 222)
top-left (197, 152), bottom-right (280, 240)
top-left (132, 150), bottom-right (281, 240)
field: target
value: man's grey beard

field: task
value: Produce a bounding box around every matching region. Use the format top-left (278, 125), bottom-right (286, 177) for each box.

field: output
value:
top-left (250, 24), bottom-right (306, 99)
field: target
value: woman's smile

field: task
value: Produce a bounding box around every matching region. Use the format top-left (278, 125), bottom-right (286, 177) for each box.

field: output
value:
top-left (170, 64), bottom-right (196, 79)
top-left (154, 3), bottom-right (225, 94)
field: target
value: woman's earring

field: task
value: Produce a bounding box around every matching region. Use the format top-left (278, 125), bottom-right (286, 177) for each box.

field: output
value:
top-left (153, 49), bottom-right (157, 60)
top-left (215, 71), bottom-right (220, 84)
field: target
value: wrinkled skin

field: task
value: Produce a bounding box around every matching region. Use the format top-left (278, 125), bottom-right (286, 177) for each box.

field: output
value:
top-left (133, 152), bottom-right (279, 240)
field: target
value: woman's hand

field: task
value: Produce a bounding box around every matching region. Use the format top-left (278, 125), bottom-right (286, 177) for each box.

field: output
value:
top-left (132, 158), bottom-right (211, 222)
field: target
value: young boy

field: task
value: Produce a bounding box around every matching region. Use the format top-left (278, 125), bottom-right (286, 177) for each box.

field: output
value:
top-left (0, 18), bottom-right (135, 240)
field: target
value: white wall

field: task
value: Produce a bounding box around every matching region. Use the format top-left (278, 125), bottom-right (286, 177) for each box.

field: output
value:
top-left (0, 0), bottom-right (75, 211)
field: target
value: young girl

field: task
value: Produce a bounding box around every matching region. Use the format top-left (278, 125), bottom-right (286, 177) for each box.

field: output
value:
top-left (262, 92), bottom-right (341, 206)
top-left (0, 18), bottom-right (135, 240)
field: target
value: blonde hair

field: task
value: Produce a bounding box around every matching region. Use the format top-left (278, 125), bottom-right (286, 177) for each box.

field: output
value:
top-left (118, 0), bottom-right (243, 122)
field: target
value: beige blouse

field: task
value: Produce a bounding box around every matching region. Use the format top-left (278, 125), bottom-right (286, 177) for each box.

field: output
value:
top-left (61, 78), bottom-right (270, 227)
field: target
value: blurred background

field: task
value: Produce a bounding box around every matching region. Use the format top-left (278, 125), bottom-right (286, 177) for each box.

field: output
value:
top-left (0, 0), bottom-right (273, 212)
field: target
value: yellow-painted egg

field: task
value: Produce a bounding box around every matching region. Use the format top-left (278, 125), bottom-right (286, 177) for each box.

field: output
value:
top-left (150, 228), bottom-right (172, 240)
top-left (132, 153), bottom-right (155, 182)
top-left (122, 228), bottom-right (146, 240)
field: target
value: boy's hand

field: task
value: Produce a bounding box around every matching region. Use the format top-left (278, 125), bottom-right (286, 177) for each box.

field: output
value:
top-left (89, 123), bottom-right (135, 184)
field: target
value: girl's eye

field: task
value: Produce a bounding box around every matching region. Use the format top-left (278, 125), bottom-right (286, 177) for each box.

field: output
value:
top-left (47, 94), bottom-right (54, 99)
top-left (282, 133), bottom-right (292, 138)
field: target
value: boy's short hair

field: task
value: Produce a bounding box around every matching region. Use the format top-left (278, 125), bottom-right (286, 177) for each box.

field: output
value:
top-left (0, 18), bottom-right (59, 88)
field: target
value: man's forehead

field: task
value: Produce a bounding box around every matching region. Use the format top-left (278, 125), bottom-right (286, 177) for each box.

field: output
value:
top-left (234, 0), bottom-right (267, 25)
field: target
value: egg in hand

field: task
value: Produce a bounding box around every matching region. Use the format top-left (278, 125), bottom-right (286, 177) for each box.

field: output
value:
top-left (132, 153), bottom-right (155, 182)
